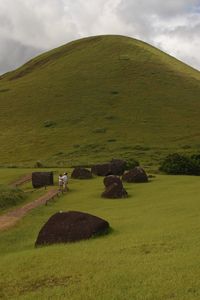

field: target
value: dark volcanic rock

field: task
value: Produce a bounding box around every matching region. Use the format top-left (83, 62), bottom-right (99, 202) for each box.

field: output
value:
top-left (71, 167), bottom-right (92, 179)
top-left (122, 166), bottom-right (148, 183)
top-left (91, 163), bottom-right (112, 176)
top-left (102, 175), bottom-right (128, 199)
top-left (92, 159), bottom-right (126, 176)
top-left (110, 159), bottom-right (126, 176)
top-left (35, 211), bottom-right (110, 246)
top-left (102, 183), bottom-right (128, 199)
top-left (103, 175), bottom-right (122, 188)
top-left (32, 172), bottom-right (54, 188)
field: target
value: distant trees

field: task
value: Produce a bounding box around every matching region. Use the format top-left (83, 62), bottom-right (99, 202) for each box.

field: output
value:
top-left (160, 153), bottom-right (200, 175)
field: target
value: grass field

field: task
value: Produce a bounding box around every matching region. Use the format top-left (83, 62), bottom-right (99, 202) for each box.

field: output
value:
top-left (0, 35), bottom-right (200, 167)
top-left (0, 169), bottom-right (200, 299)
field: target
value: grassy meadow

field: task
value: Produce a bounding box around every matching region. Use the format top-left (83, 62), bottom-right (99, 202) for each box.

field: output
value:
top-left (0, 169), bottom-right (200, 299)
top-left (0, 35), bottom-right (200, 167)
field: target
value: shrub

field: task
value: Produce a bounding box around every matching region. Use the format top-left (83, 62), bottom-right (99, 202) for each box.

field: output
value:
top-left (43, 120), bottom-right (56, 128)
top-left (133, 145), bottom-right (150, 151)
top-left (34, 160), bottom-right (44, 168)
top-left (0, 88), bottom-right (10, 93)
top-left (191, 154), bottom-right (200, 161)
top-left (110, 91), bottom-right (119, 95)
top-left (105, 115), bottom-right (116, 120)
top-left (159, 153), bottom-right (200, 175)
top-left (125, 158), bottom-right (139, 170)
top-left (92, 128), bottom-right (107, 133)
top-left (181, 145), bottom-right (191, 149)
top-left (0, 186), bottom-right (26, 210)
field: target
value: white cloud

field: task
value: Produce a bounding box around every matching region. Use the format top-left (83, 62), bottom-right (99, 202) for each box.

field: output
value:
top-left (0, 0), bottom-right (200, 74)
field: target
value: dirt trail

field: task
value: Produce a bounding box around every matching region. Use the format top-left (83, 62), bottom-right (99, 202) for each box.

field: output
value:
top-left (0, 189), bottom-right (60, 231)
top-left (10, 174), bottom-right (32, 187)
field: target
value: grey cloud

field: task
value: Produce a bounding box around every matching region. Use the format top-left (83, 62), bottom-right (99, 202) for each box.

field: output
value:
top-left (0, 0), bottom-right (200, 74)
top-left (0, 38), bottom-right (44, 74)
top-left (117, 0), bottom-right (199, 19)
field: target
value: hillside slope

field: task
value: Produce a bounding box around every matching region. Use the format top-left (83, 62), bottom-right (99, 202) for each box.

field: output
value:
top-left (0, 35), bottom-right (200, 166)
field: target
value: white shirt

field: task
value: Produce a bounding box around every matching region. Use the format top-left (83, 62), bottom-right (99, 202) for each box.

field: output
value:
top-left (62, 175), bottom-right (68, 183)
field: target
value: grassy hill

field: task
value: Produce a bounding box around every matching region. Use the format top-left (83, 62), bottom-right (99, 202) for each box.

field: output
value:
top-left (0, 35), bottom-right (200, 167)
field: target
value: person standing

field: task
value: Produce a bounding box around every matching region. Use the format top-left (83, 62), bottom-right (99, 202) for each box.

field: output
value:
top-left (62, 172), bottom-right (68, 191)
top-left (58, 174), bottom-right (63, 192)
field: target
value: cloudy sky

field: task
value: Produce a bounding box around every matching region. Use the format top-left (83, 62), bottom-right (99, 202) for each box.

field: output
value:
top-left (0, 0), bottom-right (200, 74)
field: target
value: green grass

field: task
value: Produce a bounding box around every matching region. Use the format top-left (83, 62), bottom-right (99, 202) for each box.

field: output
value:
top-left (0, 35), bottom-right (200, 167)
top-left (0, 169), bottom-right (200, 299)
top-left (0, 185), bottom-right (26, 210)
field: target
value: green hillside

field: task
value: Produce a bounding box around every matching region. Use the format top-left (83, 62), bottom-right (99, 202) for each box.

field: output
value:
top-left (0, 35), bottom-right (200, 167)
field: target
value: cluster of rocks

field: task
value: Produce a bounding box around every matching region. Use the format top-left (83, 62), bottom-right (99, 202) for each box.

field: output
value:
top-left (100, 166), bottom-right (148, 199)
top-left (91, 159), bottom-right (126, 176)
top-left (35, 160), bottom-right (150, 247)
top-left (70, 161), bottom-right (148, 199)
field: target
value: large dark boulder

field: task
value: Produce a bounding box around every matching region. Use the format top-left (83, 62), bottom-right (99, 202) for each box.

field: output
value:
top-left (103, 175), bottom-right (123, 188)
top-left (71, 167), bottom-right (92, 179)
top-left (91, 159), bottom-right (126, 176)
top-left (110, 159), bottom-right (126, 175)
top-left (122, 167), bottom-right (148, 183)
top-left (32, 172), bottom-right (54, 188)
top-left (102, 175), bottom-right (128, 199)
top-left (102, 183), bottom-right (128, 199)
top-left (91, 163), bottom-right (112, 176)
top-left (35, 211), bottom-right (110, 246)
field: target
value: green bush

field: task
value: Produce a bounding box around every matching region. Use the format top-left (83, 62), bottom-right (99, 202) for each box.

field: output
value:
top-left (0, 186), bottom-right (26, 210)
top-left (43, 120), bottom-right (56, 128)
top-left (125, 158), bottom-right (139, 170)
top-left (191, 154), bottom-right (200, 161)
top-left (34, 160), bottom-right (44, 168)
top-left (159, 153), bottom-right (200, 175)
top-left (133, 145), bottom-right (150, 151)
top-left (92, 128), bottom-right (107, 133)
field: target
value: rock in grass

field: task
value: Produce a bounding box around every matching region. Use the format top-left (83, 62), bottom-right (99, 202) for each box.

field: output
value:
top-left (91, 163), bottom-right (112, 176)
top-left (91, 159), bottom-right (126, 176)
top-left (103, 175), bottom-right (123, 188)
top-left (122, 166), bottom-right (148, 183)
top-left (71, 167), bottom-right (92, 179)
top-left (35, 211), bottom-right (110, 246)
top-left (102, 175), bottom-right (128, 199)
top-left (32, 172), bottom-right (54, 188)
top-left (110, 159), bottom-right (126, 175)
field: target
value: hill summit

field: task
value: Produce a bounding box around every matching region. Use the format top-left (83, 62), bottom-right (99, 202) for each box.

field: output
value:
top-left (0, 35), bottom-right (200, 167)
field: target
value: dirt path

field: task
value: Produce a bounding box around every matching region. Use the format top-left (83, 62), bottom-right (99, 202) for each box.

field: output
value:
top-left (10, 174), bottom-right (32, 187)
top-left (0, 189), bottom-right (60, 231)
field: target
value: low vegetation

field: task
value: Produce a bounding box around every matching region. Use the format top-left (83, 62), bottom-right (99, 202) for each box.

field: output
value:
top-left (0, 185), bottom-right (26, 210)
top-left (160, 153), bottom-right (200, 175)
top-left (124, 158), bottom-right (139, 170)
